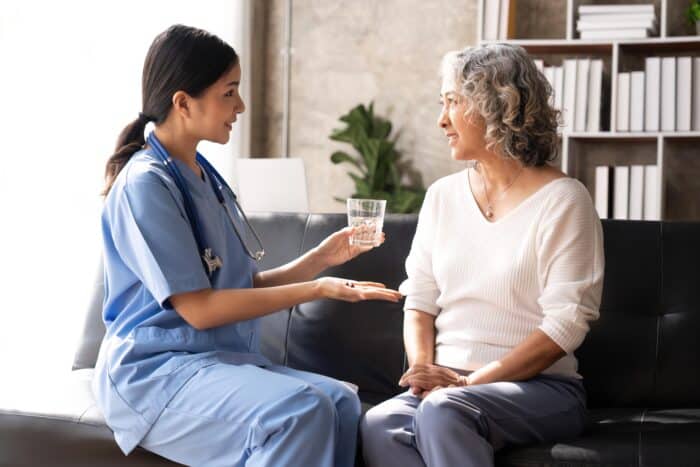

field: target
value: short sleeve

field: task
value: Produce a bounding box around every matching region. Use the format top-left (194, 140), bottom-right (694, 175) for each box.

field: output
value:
top-left (536, 184), bottom-right (604, 354)
top-left (399, 185), bottom-right (441, 316)
top-left (107, 173), bottom-right (211, 307)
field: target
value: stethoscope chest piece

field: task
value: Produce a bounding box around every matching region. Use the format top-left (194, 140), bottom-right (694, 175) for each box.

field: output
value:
top-left (202, 248), bottom-right (223, 276)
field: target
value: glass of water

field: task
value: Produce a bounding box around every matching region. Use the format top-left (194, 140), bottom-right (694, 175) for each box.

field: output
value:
top-left (346, 198), bottom-right (386, 246)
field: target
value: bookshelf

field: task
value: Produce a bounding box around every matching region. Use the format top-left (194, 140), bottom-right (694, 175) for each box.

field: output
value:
top-left (478, 0), bottom-right (700, 221)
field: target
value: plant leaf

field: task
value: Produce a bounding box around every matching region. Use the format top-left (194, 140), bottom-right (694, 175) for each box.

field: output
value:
top-left (329, 102), bottom-right (426, 214)
top-left (348, 172), bottom-right (372, 198)
top-left (330, 151), bottom-right (363, 171)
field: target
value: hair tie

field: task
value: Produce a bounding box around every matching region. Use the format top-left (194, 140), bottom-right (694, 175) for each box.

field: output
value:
top-left (138, 112), bottom-right (154, 122)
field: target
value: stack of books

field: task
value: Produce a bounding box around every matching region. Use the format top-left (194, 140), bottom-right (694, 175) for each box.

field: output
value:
top-left (616, 57), bottom-right (700, 132)
top-left (537, 58), bottom-right (607, 132)
top-left (577, 4), bottom-right (657, 40)
top-left (595, 165), bottom-right (659, 220)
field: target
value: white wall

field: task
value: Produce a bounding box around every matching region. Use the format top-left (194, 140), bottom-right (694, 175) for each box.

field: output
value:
top-left (0, 0), bottom-right (251, 383)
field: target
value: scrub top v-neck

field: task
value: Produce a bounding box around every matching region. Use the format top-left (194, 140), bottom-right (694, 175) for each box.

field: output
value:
top-left (94, 149), bottom-right (270, 453)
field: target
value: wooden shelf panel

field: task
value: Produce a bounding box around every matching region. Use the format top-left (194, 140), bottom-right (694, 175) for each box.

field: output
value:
top-left (481, 37), bottom-right (700, 55)
top-left (567, 132), bottom-right (658, 141)
top-left (479, 39), bottom-right (613, 54)
top-left (567, 131), bottom-right (700, 139)
top-left (618, 37), bottom-right (700, 54)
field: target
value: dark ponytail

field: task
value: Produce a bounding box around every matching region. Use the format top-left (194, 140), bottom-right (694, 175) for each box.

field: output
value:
top-left (102, 25), bottom-right (238, 195)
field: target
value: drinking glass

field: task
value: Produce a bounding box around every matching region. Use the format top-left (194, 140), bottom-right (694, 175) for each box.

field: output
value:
top-left (346, 198), bottom-right (386, 246)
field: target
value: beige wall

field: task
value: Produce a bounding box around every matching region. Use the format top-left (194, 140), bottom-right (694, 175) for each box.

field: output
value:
top-left (252, 0), bottom-right (478, 213)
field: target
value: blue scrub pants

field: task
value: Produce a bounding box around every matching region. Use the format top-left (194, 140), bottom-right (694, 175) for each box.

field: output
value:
top-left (361, 374), bottom-right (587, 467)
top-left (140, 363), bottom-right (361, 467)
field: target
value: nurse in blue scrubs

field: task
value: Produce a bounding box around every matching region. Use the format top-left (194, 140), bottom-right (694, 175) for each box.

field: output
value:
top-left (94, 24), bottom-right (402, 467)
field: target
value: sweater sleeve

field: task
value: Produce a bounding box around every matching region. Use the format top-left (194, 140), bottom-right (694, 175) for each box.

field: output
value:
top-left (399, 185), bottom-right (441, 316)
top-left (536, 184), bottom-right (604, 354)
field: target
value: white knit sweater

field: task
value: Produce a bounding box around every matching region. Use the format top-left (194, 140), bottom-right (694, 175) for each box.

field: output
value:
top-left (399, 169), bottom-right (604, 378)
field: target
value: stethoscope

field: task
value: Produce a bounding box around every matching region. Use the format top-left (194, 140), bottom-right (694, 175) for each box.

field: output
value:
top-left (146, 131), bottom-right (265, 277)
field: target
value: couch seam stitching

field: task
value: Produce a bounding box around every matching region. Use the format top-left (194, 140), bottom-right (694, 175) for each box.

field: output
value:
top-left (284, 214), bottom-right (311, 366)
top-left (638, 407), bottom-right (647, 467)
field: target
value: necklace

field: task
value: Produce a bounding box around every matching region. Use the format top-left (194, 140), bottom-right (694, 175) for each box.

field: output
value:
top-left (475, 162), bottom-right (525, 219)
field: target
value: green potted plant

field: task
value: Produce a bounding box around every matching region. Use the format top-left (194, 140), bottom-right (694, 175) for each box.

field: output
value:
top-left (687, 0), bottom-right (700, 34)
top-left (329, 102), bottom-right (425, 214)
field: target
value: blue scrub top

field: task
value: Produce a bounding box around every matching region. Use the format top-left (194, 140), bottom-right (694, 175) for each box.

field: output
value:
top-left (93, 150), bottom-right (270, 454)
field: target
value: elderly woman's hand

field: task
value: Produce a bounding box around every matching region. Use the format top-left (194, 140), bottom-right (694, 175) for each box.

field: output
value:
top-left (399, 364), bottom-right (469, 398)
top-left (314, 227), bottom-right (385, 268)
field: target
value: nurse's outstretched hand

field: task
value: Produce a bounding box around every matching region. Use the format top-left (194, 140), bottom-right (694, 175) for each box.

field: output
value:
top-left (314, 227), bottom-right (385, 268)
top-left (316, 277), bottom-right (402, 303)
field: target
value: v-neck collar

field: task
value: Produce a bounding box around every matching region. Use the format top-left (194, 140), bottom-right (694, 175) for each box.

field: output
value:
top-left (171, 158), bottom-right (206, 185)
top-left (464, 169), bottom-right (570, 225)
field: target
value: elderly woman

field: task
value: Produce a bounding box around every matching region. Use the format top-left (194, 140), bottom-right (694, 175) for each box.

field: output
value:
top-left (361, 44), bottom-right (604, 467)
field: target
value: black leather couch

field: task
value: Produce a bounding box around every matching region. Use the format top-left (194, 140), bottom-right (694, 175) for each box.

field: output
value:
top-left (2, 213), bottom-right (699, 466)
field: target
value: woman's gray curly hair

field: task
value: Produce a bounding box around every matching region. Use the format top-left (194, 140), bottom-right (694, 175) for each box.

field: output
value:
top-left (441, 44), bottom-right (560, 166)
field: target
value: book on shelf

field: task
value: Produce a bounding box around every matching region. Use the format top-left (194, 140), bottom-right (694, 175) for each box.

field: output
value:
top-left (617, 72), bottom-right (631, 132)
top-left (543, 66), bottom-right (555, 107)
top-left (595, 166), bottom-right (614, 219)
top-left (574, 59), bottom-right (590, 132)
top-left (694, 58), bottom-right (700, 131)
top-left (579, 4), bottom-right (654, 15)
top-left (580, 28), bottom-right (649, 39)
top-left (587, 60), bottom-right (603, 132)
top-left (563, 59), bottom-right (578, 130)
top-left (661, 57), bottom-right (676, 131)
top-left (577, 18), bottom-right (656, 31)
top-left (613, 166), bottom-right (630, 220)
top-left (643, 165), bottom-right (660, 221)
top-left (554, 66), bottom-right (564, 112)
top-left (629, 165), bottom-right (645, 220)
top-left (578, 13), bottom-right (656, 25)
top-left (596, 164), bottom-right (659, 221)
top-left (630, 71), bottom-right (645, 132)
top-left (645, 57), bottom-right (660, 132)
top-left (676, 57), bottom-right (692, 132)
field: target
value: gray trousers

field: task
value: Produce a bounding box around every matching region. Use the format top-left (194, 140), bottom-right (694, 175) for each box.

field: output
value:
top-left (361, 374), bottom-right (587, 467)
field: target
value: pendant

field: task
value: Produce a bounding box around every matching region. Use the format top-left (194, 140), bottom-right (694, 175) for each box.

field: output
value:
top-left (485, 208), bottom-right (494, 218)
top-left (202, 248), bottom-right (223, 276)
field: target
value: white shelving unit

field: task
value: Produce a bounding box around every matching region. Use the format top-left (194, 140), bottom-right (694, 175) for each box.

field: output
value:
top-left (477, 0), bottom-right (700, 220)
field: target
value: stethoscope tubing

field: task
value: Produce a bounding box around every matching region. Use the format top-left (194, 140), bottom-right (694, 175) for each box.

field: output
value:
top-left (145, 132), bottom-right (265, 273)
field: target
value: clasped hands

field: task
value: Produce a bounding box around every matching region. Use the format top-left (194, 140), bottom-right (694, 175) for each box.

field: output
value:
top-left (399, 363), bottom-right (471, 399)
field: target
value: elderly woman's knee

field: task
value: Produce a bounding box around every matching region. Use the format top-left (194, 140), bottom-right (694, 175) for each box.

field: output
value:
top-left (415, 389), bottom-right (485, 436)
top-left (360, 405), bottom-right (391, 440)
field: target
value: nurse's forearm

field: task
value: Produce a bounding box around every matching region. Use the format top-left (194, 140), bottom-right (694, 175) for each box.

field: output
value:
top-left (404, 309), bottom-right (436, 367)
top-left (171, 282), bottom-right (323, 330)
top-left (253, 248), bottom-right (327, 287)
top-left (465, 329), bottom-right (565, 385)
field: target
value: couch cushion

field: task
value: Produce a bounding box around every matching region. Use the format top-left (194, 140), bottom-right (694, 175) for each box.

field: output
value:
top-left (639, 409), bottom-right (700, 466)
top-left (576, 221), bottom-right (661, 409)
top-left (496, 408), bottom-right (700, 467)
top-left (653, 223), bottom-right (700, 407)
top-left (248, 213), bottom-right (309, 365)
top-left (72, 259), bottom-right (106, 371)
top-left (0, 370), bottom-right (175, 466)
top-left (497, 408), bottom-right (643, 467)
